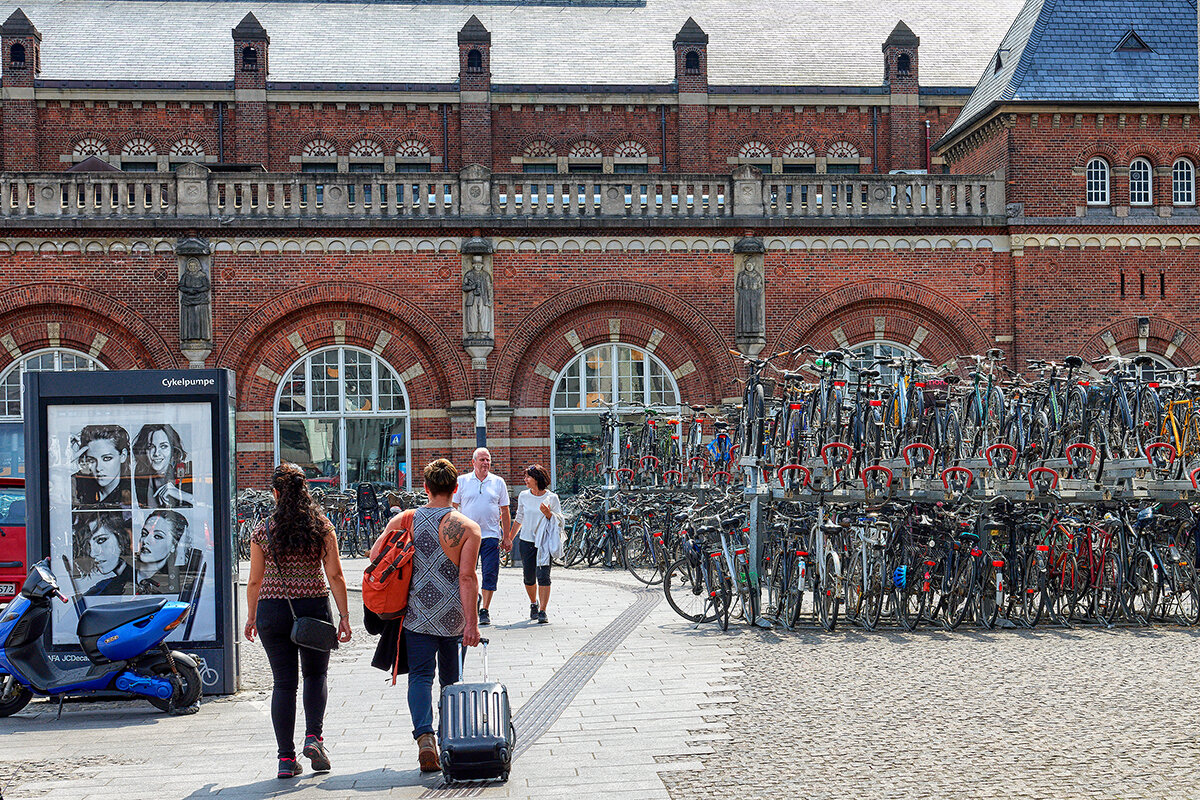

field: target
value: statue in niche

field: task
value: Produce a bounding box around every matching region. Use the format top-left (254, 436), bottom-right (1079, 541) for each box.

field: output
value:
top-left (179, 257), bottom-right (212, 342)
top-left (735, 255), bottom-right (764, 337)
top-left (462, 255), bottom-right (494, 339)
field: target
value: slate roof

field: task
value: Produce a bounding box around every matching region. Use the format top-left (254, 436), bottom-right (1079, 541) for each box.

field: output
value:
top-left (2, 0), bottom-right (1025, 87)
top-left (940, 0), bottom-right (1200, 146)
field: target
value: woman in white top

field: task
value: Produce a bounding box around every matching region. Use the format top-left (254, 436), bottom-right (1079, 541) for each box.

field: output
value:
top-left (501, 464), bottom-right (562, 624)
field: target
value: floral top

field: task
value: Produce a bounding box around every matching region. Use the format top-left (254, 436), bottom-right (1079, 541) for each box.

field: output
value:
top-left (251, 522), bottom-right (329, 600)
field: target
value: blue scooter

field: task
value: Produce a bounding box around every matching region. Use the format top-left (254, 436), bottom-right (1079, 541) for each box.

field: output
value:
top-left (0, 559), bottom-right (202, 716)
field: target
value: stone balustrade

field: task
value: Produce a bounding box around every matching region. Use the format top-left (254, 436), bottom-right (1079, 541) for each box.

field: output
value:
top-left (0, 162), bottom-right (1005, 224)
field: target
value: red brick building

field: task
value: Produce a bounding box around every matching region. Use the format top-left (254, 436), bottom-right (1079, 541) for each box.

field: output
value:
top-left (0, 0), bottom-right (1193, 492)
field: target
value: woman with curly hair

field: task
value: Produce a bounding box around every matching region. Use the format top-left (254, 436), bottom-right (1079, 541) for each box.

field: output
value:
top-left (244, 463), bottom-right (352, 779)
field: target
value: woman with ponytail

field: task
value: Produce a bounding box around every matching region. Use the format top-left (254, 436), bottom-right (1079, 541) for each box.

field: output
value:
top-left (244, 463), bottom-right (352, 779)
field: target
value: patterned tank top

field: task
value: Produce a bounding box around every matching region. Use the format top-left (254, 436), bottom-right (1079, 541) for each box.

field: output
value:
top-left (403, 506), bottom-right (465, 637)
top-left (252, 522), bottom-right (329, 600)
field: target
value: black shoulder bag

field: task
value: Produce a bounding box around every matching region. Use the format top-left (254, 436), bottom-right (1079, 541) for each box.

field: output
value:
top-left (267, 521), bottom-right (339, 652)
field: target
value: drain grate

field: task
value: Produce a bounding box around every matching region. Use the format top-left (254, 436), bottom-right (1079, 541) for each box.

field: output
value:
top-left (422, 588), bottom-right (660, 796)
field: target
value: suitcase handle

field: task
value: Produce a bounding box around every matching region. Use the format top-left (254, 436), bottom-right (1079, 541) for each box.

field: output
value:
top-left (459, 637), bottom-right (489, 683)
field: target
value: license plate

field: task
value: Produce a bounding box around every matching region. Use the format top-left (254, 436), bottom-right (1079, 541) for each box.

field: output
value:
top-left (0, 582), bottom-right (15, 597)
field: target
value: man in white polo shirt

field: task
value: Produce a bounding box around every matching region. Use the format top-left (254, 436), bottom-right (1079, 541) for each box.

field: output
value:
top-left (451, 447), bottom-right (510, 626)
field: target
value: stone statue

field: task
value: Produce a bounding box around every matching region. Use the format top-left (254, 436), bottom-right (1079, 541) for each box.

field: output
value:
top-left (179, 257), bottom-right (212, 342)
top-left (735, 255), bottom-right (764, 338)
top-left (462, 255), bottom-right (494, 340)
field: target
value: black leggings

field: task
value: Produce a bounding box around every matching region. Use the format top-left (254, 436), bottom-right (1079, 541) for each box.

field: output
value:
top-left (519, 538), bottom-right (552, 586)
top-left (256, 597), bottom-right (332, 759)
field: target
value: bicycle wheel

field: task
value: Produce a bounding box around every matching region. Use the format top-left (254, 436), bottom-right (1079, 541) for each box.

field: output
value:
top-left (817, 551), bottom-right (840, 632)
top-left (1128, 550), bottom-right (1159, 624)
top-left (737, 555), bottom-right (758, 627)
top-left (860, 551), bottom-right (885, 632)
top-left (1017, 550), bottom-right (1046, 628)
top-left (844, 549), bottom-right (865, 625)
top-left (1170, 564), bottom-right (1200, 626)
top-left (709, 557), bottom-right (732, 631)
top-left (978, 557), bottom-right (1001, 629)
top-left (664, 557), bottom-right (714, 623)
top-left (1096, 550), bottom-right (1124, 625)
top-left (564, 521), bottom-right (586, 567)
top-left (623, 525), bottom-right (663, 585)
top-left (896, 549), bottom-right (926, 631)
top-left (1134, 388), bottom-right (1161, 458)
top-left (786, 556), bottom-right (808, 628)
top-left (941, 550), bottom-right (973, 630)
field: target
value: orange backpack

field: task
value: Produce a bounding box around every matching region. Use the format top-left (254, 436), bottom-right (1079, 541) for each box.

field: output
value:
top-left (363, 510), bottom-right (416, 620)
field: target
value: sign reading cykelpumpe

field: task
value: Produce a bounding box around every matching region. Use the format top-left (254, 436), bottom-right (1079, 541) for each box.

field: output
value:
top-left (24, 370), bottom-right (238, 694)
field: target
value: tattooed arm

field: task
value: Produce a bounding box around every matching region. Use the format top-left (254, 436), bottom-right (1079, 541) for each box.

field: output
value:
top-left (446, 511), bottom-right (482, 646)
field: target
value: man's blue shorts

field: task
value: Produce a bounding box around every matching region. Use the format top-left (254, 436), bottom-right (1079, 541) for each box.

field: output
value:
top-left (479, 537), bottom-right (500, 592)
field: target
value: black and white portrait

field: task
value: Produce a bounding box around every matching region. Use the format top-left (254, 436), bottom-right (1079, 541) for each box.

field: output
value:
top-left (71, 424), bottom-right (133, 509)
top-left (133, 423), bottom-right (194, 508)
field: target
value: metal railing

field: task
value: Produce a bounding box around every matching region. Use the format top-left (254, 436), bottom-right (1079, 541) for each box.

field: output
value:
top-left (0, 165), bottom-right (1004, 222)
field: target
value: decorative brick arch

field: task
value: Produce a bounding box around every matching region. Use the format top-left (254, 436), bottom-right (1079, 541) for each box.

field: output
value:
top-left (772, 280), bottom-right (989, 365)
top-left (217, 283), bottom-right (467, 411)
top-left (491, 282), bottom-right (736, 406)
top-left (0, 283), bottom-right (173, 371)
top-left (1072, 141), bottom-right (1121, 169)
top-left (1079, 317), bottom-right (1200, 367)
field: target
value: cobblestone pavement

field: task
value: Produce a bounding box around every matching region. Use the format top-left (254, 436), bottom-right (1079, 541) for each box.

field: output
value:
top-left (4, 561), bottom-right (1199, 799)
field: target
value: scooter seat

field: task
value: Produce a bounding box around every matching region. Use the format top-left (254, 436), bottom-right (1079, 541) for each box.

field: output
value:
top-left (77, 598), bottom-right (168, 639)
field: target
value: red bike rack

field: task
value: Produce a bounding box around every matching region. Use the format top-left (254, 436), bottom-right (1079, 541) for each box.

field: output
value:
top-left (1190, 466), bottom-right (1200, 489)
top-left (662, 469), bottom-right (683, 486)
top-left (688, 456), bottom-right (710, 470)
top-left (777, 464), bottom-right (813, 489)
top-left (709, 470), bottom-right (733, 485)
top-left (640, 456), bottom-right (660, 471)
top-left (615, 468), bottom-right (634, 484)
top-left (902, 443), bottom-right (935, 468)
top-left (1065, 442), bottom-right (1097, 467)
top-left (941, 467), bottom-right (974, 491)
top-left (821, 442), bottom-right (854, 466)
top-left (985, 443), bottom-right (1018, 469)
top-left (729, 443), bottom-right (740, 456)
top-left (1027, 467), bottom-right (1060, 491)
top-left (1145, 442), bottom-right (1178, 466)
top-left (861, 465), bottom-right (894, 490)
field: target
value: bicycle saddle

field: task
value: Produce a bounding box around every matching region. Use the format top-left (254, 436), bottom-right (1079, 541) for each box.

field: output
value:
top-left (945, 376), bottom-right (962, 385)
top-left (822, 350), bottom-right (845, 363)
top-left (690, 404), bottom-right (706, 412)
top-left (696, 525), bottom-right (719, 537)
top-left (858, 369), bottom-right (880, 379)
top-left (673, 512), bottom-right (690, 523)
top-left (1064, 356), bottom-right (1084, 369)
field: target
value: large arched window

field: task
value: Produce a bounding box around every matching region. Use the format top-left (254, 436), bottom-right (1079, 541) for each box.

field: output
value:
top-left (1136, 353), bottom-right (1174, 384)
top-left (843, 340), bottom-right (918, 386)
top-left (1129, 158), bottom-right (1152, 206)
top-left (1086, 158), bottom-right (1110, 206)
top-left (1173, 158), bottom-right (1195, 206)
top-left (0, 348), bottom-right (106, 476)
top-left (274, 347), bottom-right (411, 490)
top-left (549, 344), bottom-right (681, 492)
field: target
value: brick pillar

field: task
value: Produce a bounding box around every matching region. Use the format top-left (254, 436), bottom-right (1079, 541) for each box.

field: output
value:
top-left (1, 10), bottom-right (41, 170)
top-left (232, 12), bottom-right (269, 166)
top-left (673, 18), bottom-right (709, 172)
top-left (458, 15), bottom-right (492, 169)
top-left (883, 20), bottom-right (922, 171)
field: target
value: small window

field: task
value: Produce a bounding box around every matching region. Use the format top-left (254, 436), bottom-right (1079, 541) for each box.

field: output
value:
top-left (826, 164), bottom-right (861, 175)
top-left (1173, 158), bottom-right (1195, 206)
top-left (522, 163), bottom-right (556, 174)
top-left (684, 50), bottom-right (700, 73)
top-left (9, 43), bottom-right (24, 68)
top-left (613, 163), bottom-right (649, 174)
top-left (466, 48), bottom-right (483, 73)
top-left (1129, 158), bottom-right (1152, 206)
top-left (1086, 158), bottom-right (1110, 205)
top-left (241, 46), bottom-right (258, 72)
top-left (897, 53), bottom-right (911, 77)
top-left (1115, 30), bottom-right (1152, 52)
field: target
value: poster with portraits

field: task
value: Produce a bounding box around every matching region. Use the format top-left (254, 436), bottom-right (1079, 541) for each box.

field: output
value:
top-left (45, 402), bottom-right (216, 645)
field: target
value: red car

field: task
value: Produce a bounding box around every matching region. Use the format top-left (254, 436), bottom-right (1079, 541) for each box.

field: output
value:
top-left (0, 477), bottom-right (25, 603)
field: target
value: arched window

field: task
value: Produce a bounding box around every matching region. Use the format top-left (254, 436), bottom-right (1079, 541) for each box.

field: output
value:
top-left (781, 141), bottom-right (816, 174)
top-left (612, 140), bottom-right (649, 174)
top-left (395, 139), bottom-right (433, 173)
top-left (72, 137), bottom-right (109, 160)
top-left (300, 139), bottom-right (339, 174)
top-left (466, 48), bottom-right (483, 73)
top-left (1086, 158), bottom-right (1110, 205)
top-left (1173, 158), bottom-right (1195, 206)
top-left (1136, 353), bottom-right (1173, 384)
top-left (897, 53), bottom-right (911, 77)
top-left (347, 139), bottom-right (385, 173)
top-left (1129, 158), bottom-right (1152, 206)
top-left (843, 341), bottom-right (918, 386)
top-left (241, 45), bottom-right (258, 72)
top-left (826, 141), bottom-right (862, 175)
top-left (521, 140), bottom-right (557, 174)
top-left (549, 344), bottom-right (681, 492)
top-left (0, 349), bottom-right (106, 477)
top-left (567, 140), bottom-right (603, 174)
top-left (9, 42), bottom-right (24, 68)
top-left (274, 347), bottom-right (411, 490)
top-left (121, 137), bottom-right (159, 172)
top-left (684, 50), bottom-right (700, 73)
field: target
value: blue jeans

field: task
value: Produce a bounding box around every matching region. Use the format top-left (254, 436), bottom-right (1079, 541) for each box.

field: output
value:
top-left (479, 537), bottom-right (500, 592)
top-left (405, 630), bottom-right (462, 739)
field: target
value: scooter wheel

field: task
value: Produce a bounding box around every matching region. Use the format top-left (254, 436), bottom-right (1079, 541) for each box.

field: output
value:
top-left (0, 681), bottom-right (32, 717)
top-left (147, 660), bottom-right (202, 714)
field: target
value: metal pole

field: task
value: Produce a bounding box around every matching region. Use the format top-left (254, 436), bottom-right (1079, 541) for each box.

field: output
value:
top-left (475, 397), bottom-right (486, 449)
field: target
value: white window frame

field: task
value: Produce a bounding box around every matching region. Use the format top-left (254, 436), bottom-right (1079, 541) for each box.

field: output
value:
top-left (273, 345), bottom-right (412, 490)
top-left (548, 343), bottom-right (682, 489)
top-left (1173, 158), bottom-right (1195, 206)
top-left (1086, 158), bottom-right (1110, 206)
top-left (1129, 157), bottom-right (1153, 206)
top-left (843, 340), bottom-right (919, 386)
top-left (0, 348), bottom-right (106, 420)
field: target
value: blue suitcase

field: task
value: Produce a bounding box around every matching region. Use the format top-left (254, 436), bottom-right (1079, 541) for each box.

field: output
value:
top-left (438, 638), bottom-right (515, 783)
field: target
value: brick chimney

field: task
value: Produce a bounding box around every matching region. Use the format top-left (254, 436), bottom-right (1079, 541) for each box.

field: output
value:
top-left (1, 9), bottom-right (41, 169)
top-left (673, 17), bottom-right (709, 172)
top-left (232, 12), bottom-right (269, 165)
top-left (458, 15), bottom-right (492, 169)
top-left (883, 20), bottom-right (922, 171)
